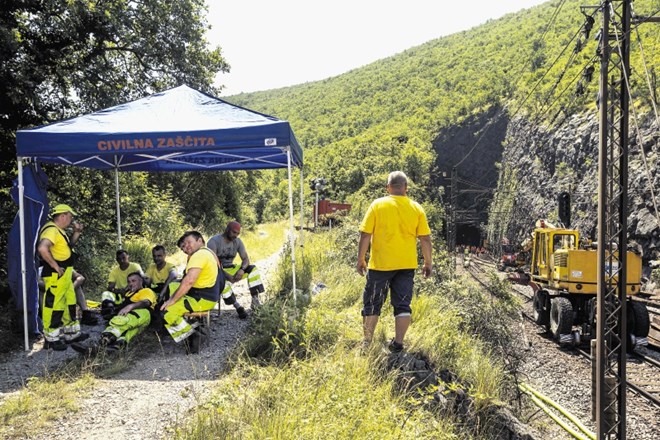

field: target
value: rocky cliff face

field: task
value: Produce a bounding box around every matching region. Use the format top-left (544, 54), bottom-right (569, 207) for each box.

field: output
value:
top-left (492, 111), bottom-right (660, 262)
top-left (432, 105), bottom-right (508, 228)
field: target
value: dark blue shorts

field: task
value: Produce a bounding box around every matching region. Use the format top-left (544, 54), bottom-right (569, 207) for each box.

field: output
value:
top-left (361, 269), bottom-right (414, 317)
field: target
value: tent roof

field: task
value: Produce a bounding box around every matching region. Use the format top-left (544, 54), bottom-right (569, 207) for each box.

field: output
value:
top-left (15, 85), bottom-right (303, 171)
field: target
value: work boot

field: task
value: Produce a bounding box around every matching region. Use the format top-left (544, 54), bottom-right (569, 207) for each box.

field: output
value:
top-left (100, 300), bottom-right (116, 320)
top-left (71, 341), bottom-right (100, 356)
top-left (236, 306), bottom-right (248, 320)
top-left (106, 339), bottom-right (127, 353)
top-left (80, 310), bottom-right (98, 326)
top-left (66, 332), bottom-right (90, 343)
top-left (100, 332), bottom-right (117, 346)
top-left (387, 339), bottom-right (404, 353)
top-left (44, 339), bottom-right (67, 351)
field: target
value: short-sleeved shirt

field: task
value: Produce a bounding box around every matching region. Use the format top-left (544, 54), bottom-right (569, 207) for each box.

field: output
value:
top-left (39, 221), bottom-right (71, 261)
top-left (207, 234), bottom-right (246, 267)
top-left (360, 195), bottom-right (431, 271)
top-left (186, 247), bottom-right (219, 289)
top-left (145, 261), bottom-right (176, 285)
top-left (108, 262), bottom-right (144, 290)
top-left (124, 287), bottom-right (158, 310)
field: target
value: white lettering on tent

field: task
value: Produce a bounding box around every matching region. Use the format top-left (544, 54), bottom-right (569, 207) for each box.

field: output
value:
top-left (265, 138), bottom-right (277, 146)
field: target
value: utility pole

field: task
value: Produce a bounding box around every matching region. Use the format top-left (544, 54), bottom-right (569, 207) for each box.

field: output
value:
top-left (595, 1), bottom-right (633, 438)
top-left (594, 4), bottom-right (659, 438)
top-left (310, 177), bottom-right (326, 230)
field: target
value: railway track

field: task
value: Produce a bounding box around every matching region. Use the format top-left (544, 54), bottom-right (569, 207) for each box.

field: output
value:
top-left (464, 255), bottom-right (660, 410)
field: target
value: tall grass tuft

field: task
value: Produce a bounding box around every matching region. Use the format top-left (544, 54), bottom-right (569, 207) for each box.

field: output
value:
top-left (0, 374), bottom-right (94, 439)
top-left (176, 350), bottom-right (457, 440)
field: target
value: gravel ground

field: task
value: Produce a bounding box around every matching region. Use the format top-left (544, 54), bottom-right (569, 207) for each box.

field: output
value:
top-left (512, 284), bottom-right (660, 440)
top-left (0, 251), bottom-right (282, 440)
top-left (461, 256), bottom-right (660, 439)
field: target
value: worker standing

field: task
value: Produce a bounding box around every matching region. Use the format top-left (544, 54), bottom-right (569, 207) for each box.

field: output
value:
top-left (357, 172), bottom-right (432, 353)
top-left (37, 204), bottom-right (89, 350)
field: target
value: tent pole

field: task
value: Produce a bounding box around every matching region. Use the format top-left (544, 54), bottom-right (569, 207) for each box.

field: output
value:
top-left (286, 148), bottom-right (297, 304)
top-left (17, 158), bottom-right (29, 351)
top-left (114, 166), bottom-right (122, 249)
top-left (299, 168), bottom-right (304, 249)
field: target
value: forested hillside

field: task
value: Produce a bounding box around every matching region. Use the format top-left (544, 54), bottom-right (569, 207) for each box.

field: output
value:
top-left (229, 0), bottom-right (659, 228)
top-left (2, 0), bottom-right (659, 298)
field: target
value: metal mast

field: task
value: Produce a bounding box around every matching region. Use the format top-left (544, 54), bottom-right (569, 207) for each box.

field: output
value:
top-left (595, 1), bottom-right (631, 438)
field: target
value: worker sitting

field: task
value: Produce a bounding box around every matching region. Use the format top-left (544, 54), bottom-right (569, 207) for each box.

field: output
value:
top-left (72, 272), bottom-right (157, 355)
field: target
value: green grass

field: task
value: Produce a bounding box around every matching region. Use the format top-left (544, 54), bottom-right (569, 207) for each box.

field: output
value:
top-left (238, 219), bottom-right (290, 262)
top-left (0, 374), bottom-right (94, 439)
top-left (175, 349), bottom-right (457, 440)
top-left (0, 222), bottom-right (519, 439)
top-left (174, 226), bottom-right (518, 439)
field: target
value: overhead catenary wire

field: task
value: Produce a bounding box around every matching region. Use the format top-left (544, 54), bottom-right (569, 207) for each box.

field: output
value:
top-left (451, 0), bottom-right (573, 170)
top-left (632, 14), bottom-right (660, 129)
top-left (471, 10), bottom-right (599, 188)
top-left (608, 1), bottom-right (660, 230)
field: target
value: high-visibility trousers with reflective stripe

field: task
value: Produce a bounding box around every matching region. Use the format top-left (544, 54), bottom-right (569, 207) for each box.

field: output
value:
top-left (221, 265), bottom-right (265, 299)
top-left (42, 266), bottom-right (81, 342)
top-left (104, 308), bottom-right (151, 344)
top-left (163, 296), bottom-right (216, 343)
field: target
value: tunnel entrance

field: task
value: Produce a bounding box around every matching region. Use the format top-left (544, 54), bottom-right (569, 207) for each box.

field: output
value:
top-left (456, 224), bottom-right (482, 247)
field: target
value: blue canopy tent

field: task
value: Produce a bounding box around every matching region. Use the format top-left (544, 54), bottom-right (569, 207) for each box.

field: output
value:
top-left (14, 85), bottom-right (304, 350)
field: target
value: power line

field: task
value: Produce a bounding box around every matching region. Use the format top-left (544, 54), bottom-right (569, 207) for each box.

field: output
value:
top-left (452, 0), bottom-right (575, 169)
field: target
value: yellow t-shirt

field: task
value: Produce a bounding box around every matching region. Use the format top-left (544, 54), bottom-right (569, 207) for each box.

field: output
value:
top-left (145, 261), bottom-right (176, 285)
top-left (360, 195), bottom-right (431, 271)
top-left (108, 262), bottom-right (144, 290)
top-left (186, 247), bottom-right (218, 289)
top-left (125, 287), bottom-right (158, 309)
top-left (39, 222), bottom-right (71, 261)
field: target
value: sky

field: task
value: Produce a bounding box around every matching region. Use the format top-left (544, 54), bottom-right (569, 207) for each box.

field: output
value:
top-left (206, 0), bottom-right (549, 96)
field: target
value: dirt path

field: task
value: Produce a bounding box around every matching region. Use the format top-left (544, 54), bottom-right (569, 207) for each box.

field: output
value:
top-left (0, 251), bottom-right (282, 440)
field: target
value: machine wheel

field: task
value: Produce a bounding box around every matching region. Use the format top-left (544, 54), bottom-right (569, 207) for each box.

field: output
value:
top-left (532, 290), bottom-right (549, 327)
top-left (627, 301), bottom-right (650, 338)
top-left (550, 297), bottom-right (573, 339)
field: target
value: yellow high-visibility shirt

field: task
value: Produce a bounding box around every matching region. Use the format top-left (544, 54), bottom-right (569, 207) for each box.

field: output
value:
top-left (39, 221), bottom-right (71, 261)
top-left (360, 195), bottom-right (431, 271)
top-left (108, 262), bottom-right (143, 290)
top-left (186, 247), bottom-right (218, 289)
top-left (146, 261), bottom-right (176, 285)
top-left (125, 287), bottom-right (158, 309)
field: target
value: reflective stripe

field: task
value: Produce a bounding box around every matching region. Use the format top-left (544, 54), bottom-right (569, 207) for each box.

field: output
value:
top-left (221, 282), bottom-right (234, 298)
top-left (62, 322), bottom-right (81, 334)
top-left (43, 327), bottom-right (61, 342)
top-left (169, 325), bottom-right (194, 343)
top-left (168, 319), bottom-right (191, 334)
top-left (248, 277), bottom-right (263, 287)
top-left (107, 327), bottom-right (122, 338)
top-left (101, 291), bottom-right (120, 303)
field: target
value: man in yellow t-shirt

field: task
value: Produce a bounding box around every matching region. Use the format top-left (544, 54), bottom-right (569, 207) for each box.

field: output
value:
top-left (145, 245), bottom-right (178, 301)
top-left (37, 203), bottom-right (89, 350)
top-left (357, 171), bottom-right (433, 353)
top-left (72, 271), bottom-right (157, 356)
top-left (161, 231), bottom-right (223, 354)
top-left (100, 250), bottom-right (144, 319)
